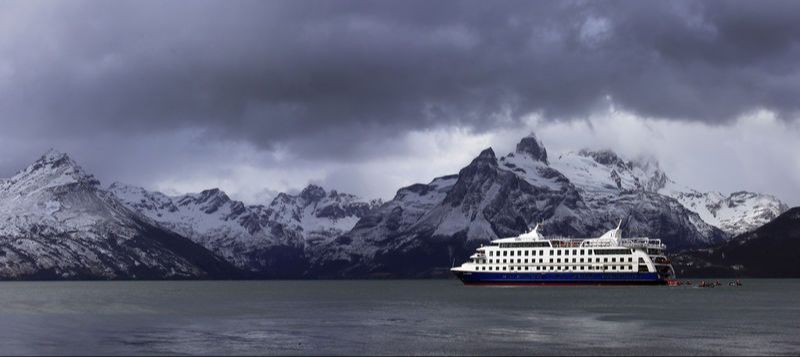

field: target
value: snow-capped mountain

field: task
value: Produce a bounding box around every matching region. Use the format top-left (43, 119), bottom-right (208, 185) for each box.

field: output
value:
top-left (664, 190), bottom-right (788, 236)
top-left (309, 145), bottom-right (587, 277)
top-left (109, 182), bottom-right (380, 276)
top-left (550, 148), bottom-right (788, 235)
top-left (0, 137), bottom-right (786, 279)
top-left (0, 150), bottom-right (238, 279)
top-left (310, 134), bottom-right (729, 277)
top-left (109, 183), bottom-right (287, 271)
top-left (551, 149), bottom-right (669, 194)
top-left (266, 185), bottom-right (381, 243)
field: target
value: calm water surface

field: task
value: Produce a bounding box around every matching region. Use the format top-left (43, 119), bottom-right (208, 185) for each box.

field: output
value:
top-left (0, 279), bottom-right (797, 355)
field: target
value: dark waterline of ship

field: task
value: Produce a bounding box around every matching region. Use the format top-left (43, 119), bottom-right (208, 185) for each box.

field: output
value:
top-left (0, 279), bottom-right (797, 355)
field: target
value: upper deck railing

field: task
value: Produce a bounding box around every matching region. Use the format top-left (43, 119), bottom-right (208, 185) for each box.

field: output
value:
top-left (483, 237), bottom-right (666, 250)
top-left (619, 238), bottom-right (666, 250)
top-left (546, 237), bottom-right (665, 250)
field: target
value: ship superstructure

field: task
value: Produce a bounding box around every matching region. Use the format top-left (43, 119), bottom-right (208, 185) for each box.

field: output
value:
top-left (451, 222), bottom-right (675, 285)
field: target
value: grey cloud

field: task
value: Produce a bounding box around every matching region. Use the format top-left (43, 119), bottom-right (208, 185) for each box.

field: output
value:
top-left (2, 0), bottom-right (800, 161)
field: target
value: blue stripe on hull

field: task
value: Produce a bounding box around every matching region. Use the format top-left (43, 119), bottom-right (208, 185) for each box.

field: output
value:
top-left (454, 271), bottom-right (667, 285)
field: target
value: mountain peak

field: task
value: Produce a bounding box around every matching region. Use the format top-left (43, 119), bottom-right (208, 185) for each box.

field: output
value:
top-left (26, 149), bottom-right (95, 181)
top-left (2, 149), bottom-right (99, 194)
top-left (198, 188), bottom-right (230, 202)
top-left (452, 148), bottom-right (500, 185)
top-left (40, 148), bottom-right (69, 162)
top-left (473, 147), bottom-right (498, 165)
top-left (33, 149), bottom-right (83, 171)
top-left (173, 188), bottom-right (234, 215)
top-left (300, 184), bottom-right (327, 201)
top-left (578, 149), bottom-right (625, 167)
top-left (515, 133), bottom-right (548, 163)
top-left (577, 149), bottom-right (664, 174)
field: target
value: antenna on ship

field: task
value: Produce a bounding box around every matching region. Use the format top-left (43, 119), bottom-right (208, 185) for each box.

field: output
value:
top-left (599, 219), bottom-right (624, 241)
top-left (517, 221), bottom-right (542, 241)
top-left (532, 221), bottom-right (544, 240)
top-left (615, 218), bottom-right (623, 238)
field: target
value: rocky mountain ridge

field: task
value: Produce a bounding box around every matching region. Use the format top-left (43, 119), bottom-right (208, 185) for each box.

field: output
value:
top-left (0, 133), bottom-right (788, 279)
top-left (109, 181), bottom-right (380, 277)
top-left (309, 134), bottom-right (744, 277)
top-left (665, 190), bottom-right (788, 236)
top-left (550, 148), bottom-right (787, 236)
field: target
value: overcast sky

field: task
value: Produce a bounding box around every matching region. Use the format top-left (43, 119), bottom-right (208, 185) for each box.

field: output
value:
top-left (1, 0), bottom-right (799, 205)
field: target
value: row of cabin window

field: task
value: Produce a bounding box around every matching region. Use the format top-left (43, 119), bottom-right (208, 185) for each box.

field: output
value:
top-left (487, 249), bottom-right (631, 257)
top-left (476, 265), bottom-right (635, 272)
top-left (478, 257), bottom-right (635, 264)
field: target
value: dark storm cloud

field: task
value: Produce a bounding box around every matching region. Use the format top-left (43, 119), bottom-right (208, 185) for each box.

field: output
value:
top-left (3, 0), bottom-right (800, 159)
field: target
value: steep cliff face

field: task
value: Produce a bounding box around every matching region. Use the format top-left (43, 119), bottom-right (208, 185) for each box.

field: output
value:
top-left (0, 150), bottom-right (239, 280)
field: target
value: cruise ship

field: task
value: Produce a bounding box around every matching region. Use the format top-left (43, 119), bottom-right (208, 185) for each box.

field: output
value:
top-left (451, 222), bottom-right (675, 285)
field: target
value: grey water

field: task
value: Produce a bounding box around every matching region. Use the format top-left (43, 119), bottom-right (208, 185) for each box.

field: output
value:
top-left (0, 280), bottom-right (797, 355)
